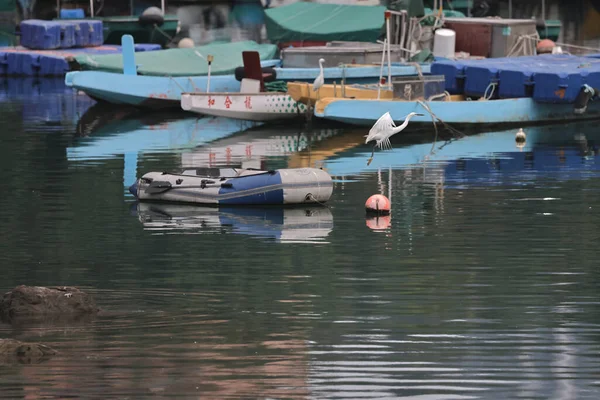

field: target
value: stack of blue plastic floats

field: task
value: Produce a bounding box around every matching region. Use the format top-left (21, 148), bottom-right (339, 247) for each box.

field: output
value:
top-left (431, 54), bottom-right (600, 104)
top-left (1, 19), bottom-right (160, 77)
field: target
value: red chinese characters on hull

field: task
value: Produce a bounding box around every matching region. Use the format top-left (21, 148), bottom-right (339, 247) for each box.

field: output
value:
top-left (244, 96), bottom-right (252, 110)
top-left (224, 96), bottom-right (232, 109)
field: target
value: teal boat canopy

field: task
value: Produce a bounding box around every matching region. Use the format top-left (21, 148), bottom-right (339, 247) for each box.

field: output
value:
top-left (73, 41), bottom-right (278, 77)
top-left (265, 2), bottom-right (387, 43)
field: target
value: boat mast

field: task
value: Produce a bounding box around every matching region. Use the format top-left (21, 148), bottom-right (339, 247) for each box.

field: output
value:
top-left (89, 0), bottom-right (95, 17)
top-left (161, 0), bottom-right (165, 14)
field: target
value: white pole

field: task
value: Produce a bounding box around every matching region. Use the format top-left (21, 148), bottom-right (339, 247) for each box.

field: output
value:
top-left (385, 11), bottom-right (392, 90)
top-left (206, 55), bottom-right (213, 92)
top-left (161, 0), bottom-right (165, 14)
top-left (89, 0), bottom-right (94, 17)
top-left (388, 166), bottom-right (392, 206)
top-left (378, 38), bottom-right (386, 100)
top-left (541, 0), bottom-right (546, 21)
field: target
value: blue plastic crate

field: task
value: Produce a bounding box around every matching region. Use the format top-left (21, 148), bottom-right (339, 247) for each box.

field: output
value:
top-left (7, 53), bottom-right (40, 76)
top-left (68, 20), bottom-right (104, 47)
top-left (39, 55), bottom-right (70, 76)
top-left (430, 60), bottom-right (466, 94)
top-left (21, 20), bottom-right (76, 49)
top-left (464, 65), bottom-right (500, 98)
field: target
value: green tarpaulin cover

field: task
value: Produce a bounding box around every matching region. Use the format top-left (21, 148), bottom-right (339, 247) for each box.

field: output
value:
top-left (265, 2), bottom-right (386, 43)
top-left (74, 41), bottom-right (278, 77)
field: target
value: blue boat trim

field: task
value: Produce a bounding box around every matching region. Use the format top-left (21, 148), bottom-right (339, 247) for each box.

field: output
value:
top-left (316, 97), bottom-right (600, 126)
top-left (171, 182), bottom-right (322, 201)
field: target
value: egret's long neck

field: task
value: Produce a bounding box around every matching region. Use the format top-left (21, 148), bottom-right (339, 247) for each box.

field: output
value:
top-left (393, 114), bottom-right (416, 133)
top-left (319, 61), bottom-right (324, 73)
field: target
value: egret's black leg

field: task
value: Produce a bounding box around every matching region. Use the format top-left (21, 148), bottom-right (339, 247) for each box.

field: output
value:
top-left (367, 143), bottom-right (376, 166)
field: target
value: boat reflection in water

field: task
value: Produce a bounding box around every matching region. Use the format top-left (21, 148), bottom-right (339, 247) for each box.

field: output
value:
top-left (134, 203), bottom-right (334, 244)
top-left (180, 125), bottom-right (343, 169)
top-left (0, 78), bottom-right (96, 129)
top-left (320, 122), bottom-right (600, 181)
top-left (68, 104), bottom-right (262, 187)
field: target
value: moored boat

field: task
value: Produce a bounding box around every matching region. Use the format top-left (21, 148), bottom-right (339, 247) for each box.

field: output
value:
top-left (56, 0), bottom-right (179, 47)
top-left (181, 51), bottom-right (308, 121)
top-left (180, 91), bottom-right (307, 121)
top-left (315, 95), bottom-right (600, 127)
top-left (315, 54), bottom-right (600, 127)
top-left (65, 36), bottom-right (279, 108)
top-left (130, 167), bottom-right (333, 206)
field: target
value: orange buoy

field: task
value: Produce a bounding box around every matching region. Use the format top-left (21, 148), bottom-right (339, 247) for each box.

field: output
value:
top-left (537, 39), bottom-right (555, 54)
top-left (365, 194), bottom-right (391, 215)
top-left (366, 215), bottom-right (391, 230)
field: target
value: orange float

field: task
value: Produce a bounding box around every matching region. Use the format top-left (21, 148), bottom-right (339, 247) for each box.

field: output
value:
top-left (365, 194), bottom-right (391, 215)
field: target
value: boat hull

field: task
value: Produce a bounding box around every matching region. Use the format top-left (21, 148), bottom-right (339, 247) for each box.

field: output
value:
top-left (65, 71), bottom-right (242, 109)
top-left (181, 92), bottom-right (307, 121)
top-left (131, 168), bottom-right (333, 205)
top-left (315, 97), bottom-right (600, 127)
top-left (98, 16), bottom-right (179, 47)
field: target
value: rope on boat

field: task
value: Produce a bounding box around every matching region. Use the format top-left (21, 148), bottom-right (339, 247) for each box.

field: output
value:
top-left (153, 24), bottom-right (174, 43)
top-left (169, 76), bottom-right (186, 92)
top-left (416, 99), bottom-right (466, 155)
top-left (188, 77), bottom-right (199, 92)
top-left (483, 82), bottom-right (497, 100)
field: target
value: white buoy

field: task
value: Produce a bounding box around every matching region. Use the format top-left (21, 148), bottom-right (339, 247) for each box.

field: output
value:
top-left (178, 38), bottom-right (194, 48)
top-left (433, 28), bottom-right (456, 59)
top-left (142, 6), bottom-right (164, 17)
top-left (515, 128), bottom-right (526, 149)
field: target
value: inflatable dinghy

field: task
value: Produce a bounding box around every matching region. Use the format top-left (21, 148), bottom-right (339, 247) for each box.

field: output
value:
top-left (129, 167), bottom-right (333, 205)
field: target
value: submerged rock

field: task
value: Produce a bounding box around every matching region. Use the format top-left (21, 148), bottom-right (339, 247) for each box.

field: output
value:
top-left (0, 338), bottom-right (56, 364)
top-left (0, 285), bottom-right (99, 322)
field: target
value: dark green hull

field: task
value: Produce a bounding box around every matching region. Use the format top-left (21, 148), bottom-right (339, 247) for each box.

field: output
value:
top-left (97, 16), bottom-right (179, 47)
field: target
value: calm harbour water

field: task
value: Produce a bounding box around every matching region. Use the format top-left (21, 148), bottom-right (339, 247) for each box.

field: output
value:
top-left (0, 79), bottom-right (599, 399)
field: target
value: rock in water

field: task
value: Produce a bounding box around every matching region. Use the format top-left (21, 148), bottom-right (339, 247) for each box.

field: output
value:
top-left (0, 339), bottom-right (56, 364)
top-left (0, 286), bottom-right (99, 322)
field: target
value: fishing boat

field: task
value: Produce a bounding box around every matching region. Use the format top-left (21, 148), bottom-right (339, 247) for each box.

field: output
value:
top-left (65, 36), bottom-right (279, 108)
top-left (315, 53), bottom-right (600, 127)
top-left (129, 167), bottom-right (333, 206)
top-left (70, 39), bottom-right (278, 76)
top-left (57, 0), bottom-right (178, 47)
top-left (134, 203), bottom-right (333, 243)
top-left (315, 95), bottom-right (600, 127)
top-left (180, 50), bottom-right (308, 121)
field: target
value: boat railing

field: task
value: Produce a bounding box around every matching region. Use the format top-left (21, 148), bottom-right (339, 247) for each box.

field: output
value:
top-left (57, 0), bottom-right (166, 18)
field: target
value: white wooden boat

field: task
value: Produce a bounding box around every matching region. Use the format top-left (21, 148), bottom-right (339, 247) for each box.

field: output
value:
top-left (180, 50), bottom-right (309, 121)
top-left (180, 88), bottom-right (307, 122)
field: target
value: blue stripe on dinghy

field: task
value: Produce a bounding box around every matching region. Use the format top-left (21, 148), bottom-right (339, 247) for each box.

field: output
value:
top-left (218, 171), bottom-right (284, 205)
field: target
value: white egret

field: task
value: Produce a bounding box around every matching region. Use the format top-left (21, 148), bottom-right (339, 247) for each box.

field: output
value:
top-left (312, 58), bottom-right (325, 99)
top-left (365, 111), bottom-right (423, 165)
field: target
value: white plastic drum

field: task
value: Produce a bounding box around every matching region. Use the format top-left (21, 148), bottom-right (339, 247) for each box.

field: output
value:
top-left (433, 28), bottom-right (456, 59)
